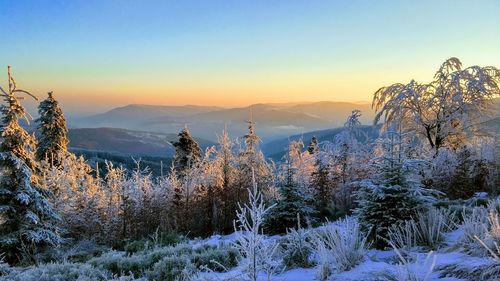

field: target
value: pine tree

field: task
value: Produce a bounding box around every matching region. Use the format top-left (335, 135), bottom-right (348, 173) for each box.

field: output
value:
top-left (449, 146), bottom-right (474, 199)
top-left (310, 153), bottom-right (334, 220)
top-left (36, 91), bottom-right (69, 166)
top-left (214, 127), bottom-right (238, 233)
top-left (307, 136), bottom-right (318, 154)
top-left (0, 66), bottom-right (61, 264)
top-left (237, 111), bottom-right (273, 195)
top-left (355, 130), bottom-right (426, 248)
top-left (172, 126), bottom-right (201, 175)
top-left (266, 149), bottom-right (315, 234)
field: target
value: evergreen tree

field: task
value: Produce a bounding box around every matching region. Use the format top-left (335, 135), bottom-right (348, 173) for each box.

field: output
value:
top-left (266, 149), bottom-right (315, 234)
top-left (36, 91), bottom-right (69, 166)
top-left (310, 153), bottom-right (334, 220)
top-left (448, 146), bottom-right (474, 199)
top-left (173, 126), bottom-right (201, 175)
top-left (214, 127), bottom-right (238, 233)
top-left (307, 136), bottom-right (318, 154)
top-left (0, 66), bottom-right (61, 264)
top-left (355, 130), bottom-right (426, 248)
top-left (238, 111), bottom-right (273, 192)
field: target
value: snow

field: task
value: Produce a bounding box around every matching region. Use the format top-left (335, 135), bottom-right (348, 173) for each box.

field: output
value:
top-left (189, 222), bottom-right (496, 281)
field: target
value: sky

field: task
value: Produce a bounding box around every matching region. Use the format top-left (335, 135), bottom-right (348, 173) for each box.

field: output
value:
top-left (1, 0), bottom-right (499, 116)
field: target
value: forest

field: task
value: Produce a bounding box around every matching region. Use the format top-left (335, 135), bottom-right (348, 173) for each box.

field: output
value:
top-left (0, 58), bottom-right (499, 280)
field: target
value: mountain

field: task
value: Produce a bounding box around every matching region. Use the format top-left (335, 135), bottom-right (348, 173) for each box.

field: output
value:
top-left (74, 104), bottom-right (223, 128)
top-left (285, 101), bottom-right (374, 126)
top-left (72, 101), bottom-right (375, 141)
top-left (68, 127), bottom-right (215, 157)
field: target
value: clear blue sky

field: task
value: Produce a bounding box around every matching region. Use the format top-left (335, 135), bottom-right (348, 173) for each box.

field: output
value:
top-left (1, 0), bottom-right (499, 115)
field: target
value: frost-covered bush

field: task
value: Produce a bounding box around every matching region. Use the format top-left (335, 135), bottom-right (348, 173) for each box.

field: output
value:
top-left (412, 208), bottom-right (453, 249)
top-left (124, 239), bottom-right (149, 255)
top-left (392, 250), bottom-right (436, 281)
top-left (146, 255), bottom-right (197, 281)
top-left (388, 220), bottom-right (417, 256)
top-left (388, 207), bottom-right (452, 253)
top-left (0, 262), bottom-right (110, 281)
top-left (311, 218), bottom-right (368, 280)
top-left (90, 245), bottom-right (187, 277)
top-left (191, 244), bottom-right (239, 272)
top-left (439, 262), bottom-right (500, 281)
top-left (89, 242), bottom-right (238, 278)
top-left (69, 240), bottom-right (107, 263)
top-left (233, 171), bottom-right (281, 281)
top-left (278, 226), bottom-right (314, 269)
top-left (488, 197), bottom-right (500, 214)
top-left (455, 197), bottom-right (500, 258)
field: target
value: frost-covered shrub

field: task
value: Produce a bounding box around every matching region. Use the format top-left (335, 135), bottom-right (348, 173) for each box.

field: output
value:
top-left (146, 255), bottom-right (197, 281)
top-left (233, 171), bottom-right (281, 281)
top-left (439, 262), bottom-right (500, 281)
top-left (124, 239), bottom-right (148, 255)
top-left (90, 242), bottom-right (239, 278)
top-left (457, 206), bottom-right (490, 256)
top-left (311, 217), bottom-right (368, 280)
top-left (89, 251), bottom-right (149, 277)
top-left (388, 220), bottom-right (417, 256)
top-left (191, 245), bottom-right (239, 272)
top-left (392, 250), bottom-right (436, 281)
top-left (488, 197), bottom-right (500, 214)
top-left (279, 226), bottom-right (314, 269)
top-left (0, 262), bottom-right (110, 281)
top-left (44, 239), bottom-right (108, 263)
top-left (412, 208), bottom-right (452, 249)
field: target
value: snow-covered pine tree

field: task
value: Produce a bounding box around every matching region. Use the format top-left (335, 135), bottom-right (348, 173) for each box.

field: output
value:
top-left (36, 91), bottom-right (69, 166)
top-left (0, 66), bottom-right (61, 264)
top-left (310, 149), bottom-right (334, 220)
top-left (173, 126), bottom-right (201, 175)
top-left (355, 129), bottom-right (426, 248)
top-left (214, 127), bottom-right (238, 233)
top-left (448, 146), bottom-right (475, 199)
top-left (331, 110), bottom-right (368, 215)
top-left (237, 111), bottom-right (273, 195)
top-left (266, 157), bottom-right (315, 234)
top-left (307, 136), bottom-right (318, 154)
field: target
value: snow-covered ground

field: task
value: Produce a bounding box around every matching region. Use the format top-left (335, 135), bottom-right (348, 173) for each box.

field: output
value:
top-left (192, 221), bottom-right (498, 281)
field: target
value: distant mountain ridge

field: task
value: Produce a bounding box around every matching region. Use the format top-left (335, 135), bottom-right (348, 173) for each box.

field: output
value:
top-left (72, 101), bottom-right (376, 141)
top-left (68, 127), bottom-right (215, 157)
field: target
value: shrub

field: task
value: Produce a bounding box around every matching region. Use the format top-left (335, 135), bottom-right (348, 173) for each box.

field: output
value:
top-left (279, 227), bottom-right (314, 269)
top-left (388, 220), bottom-right (417, 256)
top-left (393, 250), bottom-right (436, 281)
top-left (439, 262), bottom-right (500, 281)
top-left (311, 218), bottom-right (368, 279)
top-left (412, 208), bottom-right (453, 250)
top-left (191, 245), bottom-right (239, 272)
top-left (124, 239), bottom-right (148, 255)
top-left (146, 255), bottom-right (197, 281)
top-left (57, 239), bottom-right (108, 263)
top-left (457, 206), bottom-right (490, 256)
top-left (90, 242), bottom-right (239, 278)
top-left (0, 262), bottom-right (110, 281)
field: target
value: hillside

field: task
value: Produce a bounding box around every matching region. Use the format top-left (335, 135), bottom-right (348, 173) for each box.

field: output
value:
top-left (68, 127), bottom-right (215, 157)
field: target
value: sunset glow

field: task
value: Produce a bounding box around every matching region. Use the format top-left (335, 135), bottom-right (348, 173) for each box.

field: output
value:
top-left (1, 0), bottom-right (499, 115)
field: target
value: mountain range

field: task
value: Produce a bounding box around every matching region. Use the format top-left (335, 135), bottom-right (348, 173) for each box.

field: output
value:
top-left (72, 101), bottom-right (375, 142)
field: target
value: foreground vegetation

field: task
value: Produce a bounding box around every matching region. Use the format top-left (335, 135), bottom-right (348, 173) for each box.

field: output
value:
top-left (0, 58), bottom-right (498, 280)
